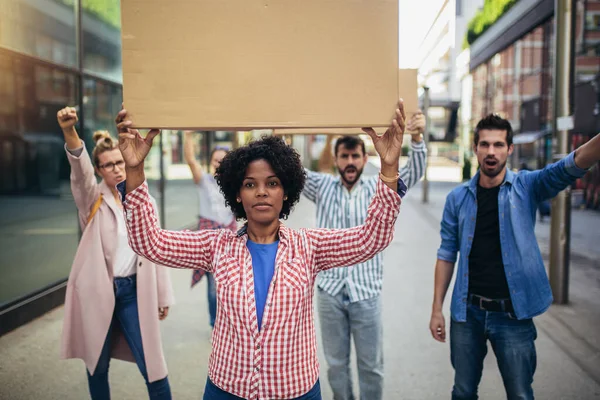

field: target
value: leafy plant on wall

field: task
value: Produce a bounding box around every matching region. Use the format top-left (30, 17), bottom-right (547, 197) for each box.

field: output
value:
top-left (59, 0), bottom-right (121, 29)
top-left (464, 0), bottom-right (519, 48)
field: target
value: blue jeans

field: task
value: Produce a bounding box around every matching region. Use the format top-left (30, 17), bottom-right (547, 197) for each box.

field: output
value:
top-left (450, 303), bottom-right (537, 400)
top-left (207, 272), bottom-right (217, 328)
top-left (203, 377), bottom-right (321, 399)
top-left (87, 275), bottom-right (171, 400)
top-left (317, 287), bottom-right (383, 400)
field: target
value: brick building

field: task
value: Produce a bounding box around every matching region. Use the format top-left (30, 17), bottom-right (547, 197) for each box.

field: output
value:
top-left (465, 0), bottom-right (600, 208)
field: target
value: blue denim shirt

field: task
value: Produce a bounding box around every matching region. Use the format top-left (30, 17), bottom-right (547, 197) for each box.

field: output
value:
top-left (437, 152), bottom-right (589, 321)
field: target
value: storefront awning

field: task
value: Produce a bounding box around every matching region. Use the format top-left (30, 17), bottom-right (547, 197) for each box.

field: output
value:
top-left (513, 130), bottom-right (551, 145)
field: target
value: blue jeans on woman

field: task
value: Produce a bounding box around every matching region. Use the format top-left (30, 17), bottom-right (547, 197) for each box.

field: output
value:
top-left (203, 377), bottom-right (321, 399)
top-left (450, 302), bottom-right (537, 400)
top-left (206, 272), bottom-right (217, 328)
top-left (87, 275), bottom-right (171, 400)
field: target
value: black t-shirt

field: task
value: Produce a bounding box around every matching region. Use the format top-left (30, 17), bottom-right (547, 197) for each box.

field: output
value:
top-left (468, 184), bottom-right (511, 299)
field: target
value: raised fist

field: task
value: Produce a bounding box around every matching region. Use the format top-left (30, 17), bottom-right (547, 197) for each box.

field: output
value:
top-left (57, 107), bottom-right (78, 131)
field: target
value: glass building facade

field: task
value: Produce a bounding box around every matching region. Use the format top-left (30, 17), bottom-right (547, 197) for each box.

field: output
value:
top-left (0, 0), bottom-right (237, 332)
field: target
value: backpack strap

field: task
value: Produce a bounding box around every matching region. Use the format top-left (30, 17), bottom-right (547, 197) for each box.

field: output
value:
top-left (87, 194), bottom-right (103, 225)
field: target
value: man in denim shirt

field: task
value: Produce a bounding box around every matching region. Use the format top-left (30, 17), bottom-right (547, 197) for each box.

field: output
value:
top-left (429, 114), bottom-right (600, 399)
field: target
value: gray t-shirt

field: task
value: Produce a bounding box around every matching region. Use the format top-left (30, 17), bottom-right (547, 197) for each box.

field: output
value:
top-left (197, 174), bottom-right (235, 225)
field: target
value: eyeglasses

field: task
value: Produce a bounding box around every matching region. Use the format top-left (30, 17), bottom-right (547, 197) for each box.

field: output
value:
top-left (99, 160), bottom-right (125, 172)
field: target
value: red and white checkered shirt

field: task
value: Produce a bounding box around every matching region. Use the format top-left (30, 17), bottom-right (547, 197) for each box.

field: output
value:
top-left (123, 179), bottom-right (400, 400)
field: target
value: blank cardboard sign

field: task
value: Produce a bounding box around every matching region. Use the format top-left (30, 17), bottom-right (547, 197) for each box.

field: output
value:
top-left (121, 0), bottom-right (398, 130)
top-left (273, 69), bottom-right (419, 135)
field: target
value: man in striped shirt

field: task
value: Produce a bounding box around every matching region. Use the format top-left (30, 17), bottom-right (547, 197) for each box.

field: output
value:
top-left (303, 112), bottom-right (426, 400)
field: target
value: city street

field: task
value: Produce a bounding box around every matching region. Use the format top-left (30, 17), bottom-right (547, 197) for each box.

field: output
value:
top-left (2, 0), bottom-right (599, 397)
top-left (1, 180), bottom-right (599, 399)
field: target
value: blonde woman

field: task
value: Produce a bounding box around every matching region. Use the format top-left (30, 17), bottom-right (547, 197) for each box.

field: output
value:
top-left (57, 107), bottom-right (174, 400)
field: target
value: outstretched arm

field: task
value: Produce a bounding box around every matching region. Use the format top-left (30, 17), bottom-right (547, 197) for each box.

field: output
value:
top-left (183, 131), bottom-right (204, 185)
top-left (399, 111), bottom-right (427, 189)
top-left (58, 106), bottom-right (100, 217)
top-left (310, 178), bottom-right (401, 272)
top-left (57, 106), bottom-right (83, 150)
top-left (574, 133), bottom-right (600, 170)
top-left (527, 133), bottom-right (599, 202)
top-left (115, 108), bottom-right (220, 271)
top-left (120, 180), bottom-right (220, 271)
top-left (310, 100), bottom-right (408, 271)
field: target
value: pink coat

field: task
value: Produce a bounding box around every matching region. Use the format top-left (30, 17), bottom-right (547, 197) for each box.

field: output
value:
top-left (60, 146), bottom-right (175, 382)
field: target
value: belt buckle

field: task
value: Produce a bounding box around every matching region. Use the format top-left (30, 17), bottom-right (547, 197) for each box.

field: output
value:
top-left (477, 295), bottom-right (492, 311)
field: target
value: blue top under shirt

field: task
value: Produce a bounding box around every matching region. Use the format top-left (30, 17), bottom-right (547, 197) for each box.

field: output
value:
top-left (246, 240), bottom-right (279, 330)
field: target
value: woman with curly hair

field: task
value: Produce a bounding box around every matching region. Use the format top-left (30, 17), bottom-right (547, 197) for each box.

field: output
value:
top-left (115, 102), bottom-right (407, 400)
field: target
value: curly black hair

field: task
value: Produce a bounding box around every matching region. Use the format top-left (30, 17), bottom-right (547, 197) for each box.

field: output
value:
top-left (215, 135), bottom-right (306, 221)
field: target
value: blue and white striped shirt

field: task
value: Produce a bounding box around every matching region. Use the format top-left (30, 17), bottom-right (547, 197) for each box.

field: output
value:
top-left (303, 141), bottom-right (427, 302)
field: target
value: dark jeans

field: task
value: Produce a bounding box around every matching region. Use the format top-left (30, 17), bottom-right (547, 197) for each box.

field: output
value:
top-left (87, 275), bottom-right (171, 400)
top-left (207, 272), bottom-right (217, 328)
top-left (450, 303), bottom-right (537, 400)
top-left (203, 377), bottom-right (322, 400)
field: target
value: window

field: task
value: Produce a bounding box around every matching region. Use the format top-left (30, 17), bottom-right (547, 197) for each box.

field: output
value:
top-left (0, 52), bottom-right (80, 307)
top-left (0, 0), bottom-right (128, 324)
top-left (82, 0), bottom-right (123, 83)
top-left (0, 0), bottom-right (77, 67)
top-left (586, 12), bottom-right (600, 31)
top-left (82, 78), bottom-right (122, 147)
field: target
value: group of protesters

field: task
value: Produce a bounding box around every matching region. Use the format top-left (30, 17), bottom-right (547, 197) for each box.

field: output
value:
top-left (56, 102), bottom-right (600, 399)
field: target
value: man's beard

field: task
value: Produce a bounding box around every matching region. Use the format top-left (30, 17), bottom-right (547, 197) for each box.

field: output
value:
top-left (338, 165), bottom-right (363, 186)
top-left (479, 157), bottom-right (507, 178)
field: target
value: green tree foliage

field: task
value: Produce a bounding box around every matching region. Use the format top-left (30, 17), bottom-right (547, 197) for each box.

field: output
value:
top-left (60, 0), bottom-right (121, 29)
top-left (464, 0), bottom-right (518, 48)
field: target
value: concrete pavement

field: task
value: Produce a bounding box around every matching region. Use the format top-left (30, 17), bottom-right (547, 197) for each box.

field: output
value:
top-left (1, 181), bottom-right (599, 399)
